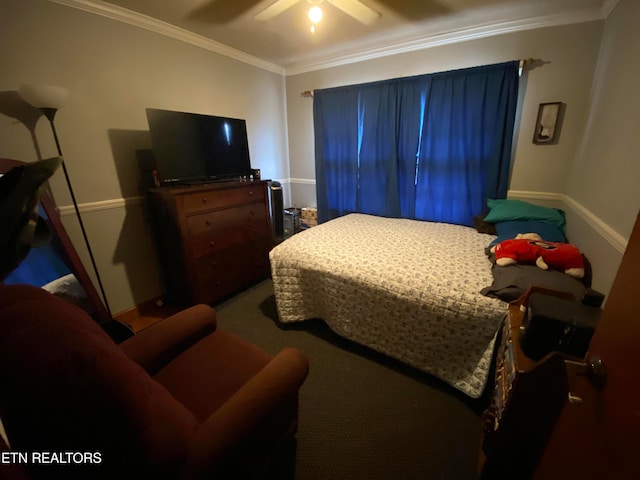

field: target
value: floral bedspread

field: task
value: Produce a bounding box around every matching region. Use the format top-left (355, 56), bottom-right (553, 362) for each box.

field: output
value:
top-left (269, 213), bottom-right (505, 398)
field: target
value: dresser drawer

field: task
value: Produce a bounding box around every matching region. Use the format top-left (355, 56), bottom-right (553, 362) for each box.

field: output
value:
top-left (182, 184), bottom-right (265, 214)
top-left (186, 203), bottom-right (266, 236)
top-left (189, 222), bottom-right (269, 259)
top-left (192, 240), bottom-right (270, 303)
top-left (147, 180), bottom-right (271, 306)
top-left (194, 241), bottom-right (270, 283)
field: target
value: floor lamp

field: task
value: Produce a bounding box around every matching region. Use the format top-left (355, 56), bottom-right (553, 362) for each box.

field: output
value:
top-left (19, 84), bottom-right (112, 317)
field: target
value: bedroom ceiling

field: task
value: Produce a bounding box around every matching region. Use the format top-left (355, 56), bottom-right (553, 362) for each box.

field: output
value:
top-left (95, 0), bottom-right (611, 72)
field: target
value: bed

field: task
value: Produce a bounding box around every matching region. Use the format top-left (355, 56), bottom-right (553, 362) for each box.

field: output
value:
top-left (269, 213), bottom-right (506, 398)
top-left (270, 199), bottom-right (592, 398)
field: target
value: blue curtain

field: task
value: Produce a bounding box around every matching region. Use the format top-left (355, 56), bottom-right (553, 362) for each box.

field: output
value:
top-left (314, 86), bottom-right (360, 223)
top-left (313, 61), bottom-right (519, 226)
top-left (3, 244), bottom-right (70, 287)
top-left (3, 204), bottom-right (70, 287)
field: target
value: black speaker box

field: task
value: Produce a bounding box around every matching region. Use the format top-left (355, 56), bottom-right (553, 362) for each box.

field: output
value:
top-left (269, 181), bottom-right (283, 239)
top-left (136, 149), bottom-right (160, 191)
top-left (520, 293), bottom-right (601, 361)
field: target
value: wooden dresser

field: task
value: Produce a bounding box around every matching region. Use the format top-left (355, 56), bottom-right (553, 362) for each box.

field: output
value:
top-left (147, 180), bottom-right (272, 305)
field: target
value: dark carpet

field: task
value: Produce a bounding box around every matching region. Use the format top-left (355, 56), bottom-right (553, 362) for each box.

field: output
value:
top-left (214, 280), bottom-right (489, 480)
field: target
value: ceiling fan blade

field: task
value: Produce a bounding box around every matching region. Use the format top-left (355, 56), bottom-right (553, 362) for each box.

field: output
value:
top-left (254, 0), bottom-right (301, 22)
top-left (328, 0), bottom-right (381, 25)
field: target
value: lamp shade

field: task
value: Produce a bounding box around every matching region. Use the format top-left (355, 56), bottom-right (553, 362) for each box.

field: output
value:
top-left (19, 84), bottom-right (69, 110)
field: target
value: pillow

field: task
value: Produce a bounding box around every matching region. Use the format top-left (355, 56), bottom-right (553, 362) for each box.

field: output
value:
top-left (484, 199), bottom-right (566, 231)
top-left (488, 220), bottom-right (567, 247)
top-left (472, 214), bottom-right (497, 235)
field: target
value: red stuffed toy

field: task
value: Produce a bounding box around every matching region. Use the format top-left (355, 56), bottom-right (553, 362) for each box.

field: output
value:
top-left (492, 233), bottom-right (585, 279)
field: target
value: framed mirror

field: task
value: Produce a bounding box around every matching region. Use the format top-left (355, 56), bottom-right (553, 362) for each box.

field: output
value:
top-left (532, 102), bottom-right (562, 144)
top-left (0, 157), bottom-right (111, 325)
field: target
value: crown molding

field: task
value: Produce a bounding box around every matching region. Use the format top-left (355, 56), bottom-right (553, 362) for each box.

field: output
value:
top-left (50, 1), bottom-right (608, 78)
top-left (49, 0), bottom-right (285, 75)
top-left (284, 8), bottom-right (606, 75)
top-left (602, 0), bottom-right (621, 17)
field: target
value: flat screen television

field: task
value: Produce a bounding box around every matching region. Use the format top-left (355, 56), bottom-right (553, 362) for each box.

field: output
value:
top-left (145, 108), bottom-right (252, 185)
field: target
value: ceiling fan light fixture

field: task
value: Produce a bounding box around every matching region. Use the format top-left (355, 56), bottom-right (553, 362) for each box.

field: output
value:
top-left (255, 0), bottom-right (380, 25)
top-left (308, 5), bottom-right (323, 24)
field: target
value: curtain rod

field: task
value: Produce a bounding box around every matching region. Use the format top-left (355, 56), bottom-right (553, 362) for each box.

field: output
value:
top-left (519, 57), bottom-right (535, 69)
top-left (301, 58), bottom-right (536, 98)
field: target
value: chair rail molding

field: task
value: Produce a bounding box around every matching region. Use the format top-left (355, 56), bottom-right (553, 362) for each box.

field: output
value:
top-left (56, 187), bottom-right (626, 255)
top-left (508, 190), bottom-right (627, 254)
top-left (288, 178), bottom-right (317, 185)
top-left (58, 196), bottom-right (143, 216)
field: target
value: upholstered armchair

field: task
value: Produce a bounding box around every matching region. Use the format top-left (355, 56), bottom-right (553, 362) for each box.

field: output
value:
top-left (0, 284), bottom-right (309, 479)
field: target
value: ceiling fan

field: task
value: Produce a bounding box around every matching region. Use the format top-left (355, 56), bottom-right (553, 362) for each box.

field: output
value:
top-left (254, 0), bottom-right (381, 26)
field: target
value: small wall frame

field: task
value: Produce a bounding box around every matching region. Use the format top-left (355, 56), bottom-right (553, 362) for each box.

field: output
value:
top-left (533, 102), bottom-right (561, 144)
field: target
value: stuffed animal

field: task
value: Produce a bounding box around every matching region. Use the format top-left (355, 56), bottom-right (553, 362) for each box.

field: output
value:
top-left (492, 233), bottom-right (585, 279)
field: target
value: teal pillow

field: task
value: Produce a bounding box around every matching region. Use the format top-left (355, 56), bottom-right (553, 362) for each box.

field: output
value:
top-left (488, 220), bottom-right (568, 247)
top-left (484, 199), bottom-right (566, 231)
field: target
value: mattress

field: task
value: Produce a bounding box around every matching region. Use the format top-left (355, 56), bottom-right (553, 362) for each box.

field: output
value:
top-left (269, 213), bottom-right (505, 398)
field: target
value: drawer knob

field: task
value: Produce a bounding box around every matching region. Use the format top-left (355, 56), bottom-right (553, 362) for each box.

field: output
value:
top-left (202, 197), bottom-right (207, 203)
top-left (210, 241), bottom-right (215, 247)
top-left (249, 191), bottom-right (253, 196)
top-left (205, 220), bottom-right (211, 226)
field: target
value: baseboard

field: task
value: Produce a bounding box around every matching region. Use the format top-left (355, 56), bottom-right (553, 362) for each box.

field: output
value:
top-left (113, 295), bottom-right (165, 324)
top-left (113, 295), bottom-right (185, 333)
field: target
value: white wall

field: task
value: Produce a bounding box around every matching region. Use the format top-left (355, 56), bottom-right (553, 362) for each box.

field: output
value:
top-left (0, 0), bottom-right (289, 314)
top-left (567, 0), bottom-right (640, 240)
top-left (2, 0), bottom-right (636, 311)
top-left (563, 0), bottom-right (640, 295)
top-left (285, 22), bottom-right (604, 205)
top-left (284, 16), bottom-right (640, 296)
